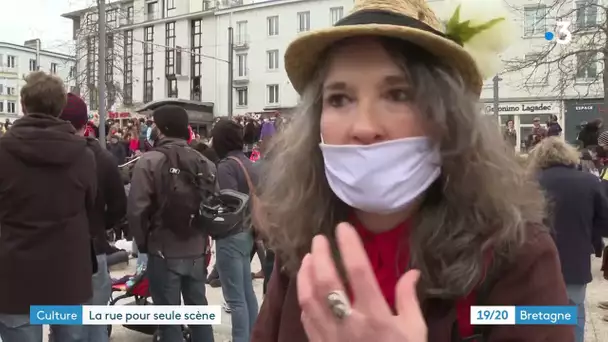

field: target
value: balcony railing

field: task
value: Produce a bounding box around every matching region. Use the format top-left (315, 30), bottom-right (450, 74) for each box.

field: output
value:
top-left (233, 34), bottom-right (249, 50)
top-left (233, 68), bottom-right (249, 85)
top-left (146, 11), bottom-right (159, 21)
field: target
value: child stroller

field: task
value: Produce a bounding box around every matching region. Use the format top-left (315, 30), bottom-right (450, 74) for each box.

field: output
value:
top-left (108, 266), bottom-right (194, 341)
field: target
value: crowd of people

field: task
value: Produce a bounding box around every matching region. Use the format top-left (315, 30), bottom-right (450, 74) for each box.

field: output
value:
top-left (503, 114), bottom-right (564, 152)
top-left (3, 0), bottom-right (608, 342)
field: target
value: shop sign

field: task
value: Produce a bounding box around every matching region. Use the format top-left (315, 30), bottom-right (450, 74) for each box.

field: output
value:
top-left (483, 102), bottom-right (555, 115)
top-left (88, 111), bottom-right (131, 119)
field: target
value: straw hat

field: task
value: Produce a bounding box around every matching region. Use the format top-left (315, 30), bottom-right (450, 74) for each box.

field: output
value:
top-left (284, 0), bottom-right (483, 95)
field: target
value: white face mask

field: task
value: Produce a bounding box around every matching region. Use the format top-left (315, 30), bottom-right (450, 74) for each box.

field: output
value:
top-left (319, 137), bottom-right (441, 214)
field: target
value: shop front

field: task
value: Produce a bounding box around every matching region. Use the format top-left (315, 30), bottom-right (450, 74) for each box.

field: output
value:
top-left (563, 99), bottom-right (606, 144)
top-left (135, 99), bottom-right (215, 137)
top-left (482, 101), bottom-right (562, 152)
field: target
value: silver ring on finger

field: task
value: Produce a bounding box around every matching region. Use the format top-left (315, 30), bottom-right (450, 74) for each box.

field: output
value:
top-left (326, 290), bottom-right (352, 320)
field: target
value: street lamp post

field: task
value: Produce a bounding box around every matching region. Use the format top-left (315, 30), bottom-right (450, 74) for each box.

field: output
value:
top-left (97, 0), bottom-right (107, 148)
top-left (492, 74), bottom-right (502, 127)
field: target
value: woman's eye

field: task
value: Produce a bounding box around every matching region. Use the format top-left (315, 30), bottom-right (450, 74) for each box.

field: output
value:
top-left (387, 89), bottom-right (410, 102)
top-left (326, 94), bottom-right (350, 107)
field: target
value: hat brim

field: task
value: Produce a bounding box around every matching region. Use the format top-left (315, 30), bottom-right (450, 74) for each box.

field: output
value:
top-left (284, 24), bottom-right (483, 95)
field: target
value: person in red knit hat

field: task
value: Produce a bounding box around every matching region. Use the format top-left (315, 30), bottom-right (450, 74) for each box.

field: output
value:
top-left (59, 92), bottom-right (127, 342)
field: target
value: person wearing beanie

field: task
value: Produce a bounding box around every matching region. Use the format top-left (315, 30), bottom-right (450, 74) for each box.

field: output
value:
top-left (59, 93), bottom-right (127, 342)
top-left (0, 73), bottom-right (96, 341)
top-left (210, 118), bottom-right (260, 342)
top-left (128, 104), bottom-right (215, 342)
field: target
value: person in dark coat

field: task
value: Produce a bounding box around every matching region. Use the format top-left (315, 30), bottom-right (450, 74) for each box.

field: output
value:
top-left (577, 118), bottom-right (602, 148)
top-left (546, 114), bottom-right (563, 137)
top-left (59, 93), bottom-right (127, 342)
top-left (211, 119), bottom-right (260, 342)
top-left (108, 134), bottom-right (127, 165)
top-left (527, 137), bottom-right (608, 342)
top-left (243, 119), bottom-right (257, 158)
top-left (0, 72), bottom-right (97, 342)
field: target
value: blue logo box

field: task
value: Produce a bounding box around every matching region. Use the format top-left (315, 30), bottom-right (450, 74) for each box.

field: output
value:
top-left (30, 306), bottom-right (83, 325)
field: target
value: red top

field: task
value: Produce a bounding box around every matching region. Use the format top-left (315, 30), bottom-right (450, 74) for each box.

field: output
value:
top-left (352, 217), bottom-right (410, 311)
top-left (352, 217), bottom-right (477, 338)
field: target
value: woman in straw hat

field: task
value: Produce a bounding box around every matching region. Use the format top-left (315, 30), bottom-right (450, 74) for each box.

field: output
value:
top-left (251, 0), bottom-right (573, 341)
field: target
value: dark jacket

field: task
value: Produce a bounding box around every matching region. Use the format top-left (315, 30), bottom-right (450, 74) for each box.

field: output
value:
top-left (252, 226), bottom-right (573, 342)
top-left (538, 165), bottom-right (608, 284)
top-left (502, 128), bottom-right (517, 147)
top-left (86, 137), bottom-right (127, 255)
top-left (216, 150), bottom-right (259, 238)
top-left (546, 122), bottom-right (563, 137)
top-left (108, 141), bottom-right (127, 165)
top-left (0, 114), bottom-right (97, 314)
top-left (128, 138), bottom-right (217, 258)
top-left (578, 122), bottom-right (601, 148)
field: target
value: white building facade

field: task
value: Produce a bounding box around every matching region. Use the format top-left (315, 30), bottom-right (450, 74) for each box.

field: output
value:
top-left (0, 42), bottom-right (75, 123)
top-left (62, 0), bottom-right (353, 118)
top-left (63, 0), bottom-right (605, 144)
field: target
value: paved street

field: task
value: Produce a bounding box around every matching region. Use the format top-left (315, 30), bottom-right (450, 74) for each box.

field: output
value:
top-left (36, 254), bottom-right (608, 341)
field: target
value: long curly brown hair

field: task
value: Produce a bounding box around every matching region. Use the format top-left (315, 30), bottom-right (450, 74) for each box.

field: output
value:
top-left (257, 38), bottom-right (546, 298)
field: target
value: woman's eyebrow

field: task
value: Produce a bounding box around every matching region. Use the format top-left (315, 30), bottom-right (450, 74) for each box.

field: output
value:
top-left (323, 81), bottom-right (348, 91)
top-left (383, 75), bottom-right (408, 85)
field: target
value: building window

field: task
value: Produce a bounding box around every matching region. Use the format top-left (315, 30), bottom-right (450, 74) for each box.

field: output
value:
top-left (576, 0), bottom-right (598, 29)
top-left (167, 78), bottom-right (178, 98)
top-left (126, 6), bottom-right (134, 24)
top-left (124, 30), bottom-right (133, 105)
top-left (50, 63), bottom-right (57, 74)
top-left (29, 59), bottom-right (37, 71)
top-left (166, 0), bottom-right (176, 10)
top-left (6, 56), bottom-right (15, 68)
top-left (165, 22), bottom-right (176, 76)
top-left (191, 19), bottom-right (202, 101)
top-left (0, 85), bottom-right (3, 94)
top-left (237, 54), bottom-right (247, 77)
top-left (7, 101), bottom-right (16, 114)
top-left (267, 84), bottom-right (279, 104)
top-left (69, 66), bottom-right (75, 78)
top-left (236, 87), bottom-right (248, 106)
top-left (86, 37), bottom-right (98, 110)
top-left (267, 16), bottom-right (279, 36)
top-left (236, 21), bottom-right (248, 45)
top-left (524, 6), bottom-right (547, 36)
top-left (576, 52), bottom-right (597, 79)
top-left (144, 25), bottom-right (154, 103)
top-left (147, 1), bottom-right (158, 21)
top-left (267, 50), bottom-right (279, 70)
top-left (0, 101), bottom-right (3, 113)
top-left (297, 11), bottom-right (310, 32)
top-left (106, 9), bottom-right (117, 24)
top-left (7, 87), bottom-right (15, 96)
top-left (330, 7), bottom-right (344, 25)
top-left (175, 47), bottom-right (182, 75)
top-left (106, 33), bottom-right (115, 107)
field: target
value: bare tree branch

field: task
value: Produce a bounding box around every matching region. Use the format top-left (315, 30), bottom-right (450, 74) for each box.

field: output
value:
top-left (503, 0), bottom-right (606, 101)
top-left (60, 3), bottom-right (149, 111)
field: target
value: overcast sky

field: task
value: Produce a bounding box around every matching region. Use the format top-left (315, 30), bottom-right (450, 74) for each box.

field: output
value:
top-left (0, 0), bottom-right (91, 54)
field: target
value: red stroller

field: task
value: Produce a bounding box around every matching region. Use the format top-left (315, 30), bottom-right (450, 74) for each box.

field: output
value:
top-left (107, 239), bottom-right (213, 341)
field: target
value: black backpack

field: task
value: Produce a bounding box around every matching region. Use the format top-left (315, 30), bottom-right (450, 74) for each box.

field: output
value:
top-left (155, 144), bottom-right (218, 239)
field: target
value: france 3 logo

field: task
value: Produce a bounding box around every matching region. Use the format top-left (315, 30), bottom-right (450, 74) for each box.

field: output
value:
top-left (544, 21), bottom-right (572, 44)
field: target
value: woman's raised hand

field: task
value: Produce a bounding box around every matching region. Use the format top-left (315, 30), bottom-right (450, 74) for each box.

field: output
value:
top-left (297, 222), bottom-right (427, 342)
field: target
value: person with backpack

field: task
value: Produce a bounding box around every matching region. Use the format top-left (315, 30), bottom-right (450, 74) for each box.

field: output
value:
top-left (211, 119), bottom-right (259, 342)
top-left (128, 105), bottom-right (216, 342)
